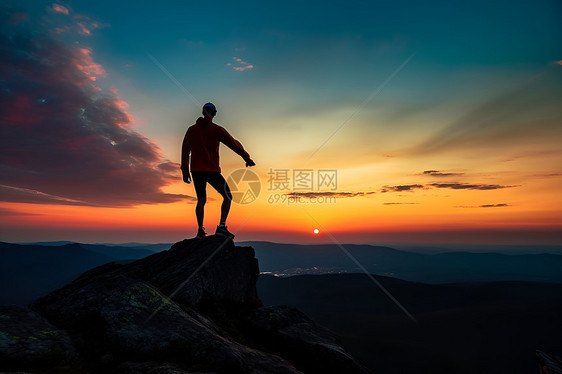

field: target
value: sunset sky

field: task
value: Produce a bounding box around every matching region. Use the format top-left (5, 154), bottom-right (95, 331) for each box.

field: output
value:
top-left (1, 0), bottom-right (561, 245)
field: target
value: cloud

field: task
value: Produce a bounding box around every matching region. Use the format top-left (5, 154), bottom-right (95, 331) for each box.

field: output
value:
top-left (380, 184), bottom-right (424, 192)
top-left (233, 65), bottom-right (254, 71)
top-left (46, 3), bottom-right (108, 36)
top-left (531, 173), bottom-right (562, 178)
top-left (456, 203), bottom-right (510, 208)
top-left (553, 60), bottom-right (562, 66)
top-left (285, 191), bottom-right (375, 198)
top-left (422, 170), bottom-right (464, 177)
top-left (379, 182), bottom-right (516, 193)
top-left (230, 56), bottom-right (254, 71)
top-left (51, 3), bottom-right (69, 15)
top-left (429, 183), bottom-right (515, 190)
top-left (76, 47), bottom-right (107, 81)
top-left (0, 206), bottom-right (40, 216)
top-left (0, 9), bottom-right (193, 207)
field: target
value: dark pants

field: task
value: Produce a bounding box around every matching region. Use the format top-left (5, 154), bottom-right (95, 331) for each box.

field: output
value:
top-left (191, 171), bottom-right (232, 200)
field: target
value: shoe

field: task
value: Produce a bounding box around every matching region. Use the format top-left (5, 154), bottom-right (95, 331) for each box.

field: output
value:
top-left (196, 227), bottom-right (207, 238)
top-left (215, 225), bottom-right (234, 237)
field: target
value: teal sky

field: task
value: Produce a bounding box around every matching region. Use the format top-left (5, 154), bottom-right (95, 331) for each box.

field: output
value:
top-left (68, 0), bottom-right (561, 161)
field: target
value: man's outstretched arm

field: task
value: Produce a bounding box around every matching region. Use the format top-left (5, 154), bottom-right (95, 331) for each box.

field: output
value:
top-left (216, 126), bottom-right (255, 167)
top-left (180, 129), bottom-right (192, 183)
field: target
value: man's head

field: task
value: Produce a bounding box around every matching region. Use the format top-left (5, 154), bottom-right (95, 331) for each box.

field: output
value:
top-left (202, 102), bottom-right (217, 118)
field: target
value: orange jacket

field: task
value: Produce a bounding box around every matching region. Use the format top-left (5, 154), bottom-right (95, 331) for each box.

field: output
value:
top-left (181, 117), bottom-right (250, 173)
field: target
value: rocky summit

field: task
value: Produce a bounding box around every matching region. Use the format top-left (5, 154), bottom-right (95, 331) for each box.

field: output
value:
top-left (0, 235), bottom-right (370, 374)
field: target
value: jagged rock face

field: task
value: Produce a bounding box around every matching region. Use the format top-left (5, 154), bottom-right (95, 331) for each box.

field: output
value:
top-left (0, 236), bottom-right (369, 373)
top-left (115, 361), bottom-right (200, 373)
top-left (120, 236), bottom-right (261, 309)
top-left (0, 305), bottom-right (75, 371)
top-left (247, 306), bottom-right (369, 374)
top-left (32, 238), bottom-right (299, 374)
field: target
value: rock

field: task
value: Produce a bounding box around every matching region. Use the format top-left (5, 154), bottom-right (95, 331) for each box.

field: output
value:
top-left (246, 306), bottom-right (370, 374)
top-left (114, 361), bottom-right (204, 373)
top-left (33, 273), bottom-right (300, 374)
top-left (120, 236), bottom-right (261, 310)
top-left (0, 305), bottom-right (75, 371)
top-left (19, 236), bottom-right (367, 373)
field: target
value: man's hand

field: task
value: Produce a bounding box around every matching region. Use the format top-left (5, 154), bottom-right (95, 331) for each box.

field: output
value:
top-left (245, 159), bottom-right (255, 167)
top-left (182, 170), bottom-right (192, 184)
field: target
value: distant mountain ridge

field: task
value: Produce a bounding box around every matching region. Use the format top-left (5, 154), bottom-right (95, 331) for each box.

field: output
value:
top-left (3, 240), bottom-right (562, 306)
top-left (0, 241), bottom-right (163, 305)
top-left (242, 241), bottom-right (562, 283)
top-left (0, 242), bottom-right (115, 305)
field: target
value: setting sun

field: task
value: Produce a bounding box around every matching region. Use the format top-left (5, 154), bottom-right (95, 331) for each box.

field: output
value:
top-left (313, 229), bottom-right (320, 234)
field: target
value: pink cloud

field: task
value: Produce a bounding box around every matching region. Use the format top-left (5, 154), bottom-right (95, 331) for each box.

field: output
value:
top-left (76, 47), bottom-right (106, 81)
top-left (233, 65), bottom-right (254, 71)
top-left (230, 56), bottom-right (254, 71)
top-left (45, 6), bottom-right (108, 37)
top-left (109, 87), bottom-right (134, 126)
top-left (76, 22), bottom-right (91, 35)
top-left (553, 60), bottom-right (562, 66)
top-left (52, 4), bottom-right (69, 15)
top-left (0, 9), bottom-right (190, 207)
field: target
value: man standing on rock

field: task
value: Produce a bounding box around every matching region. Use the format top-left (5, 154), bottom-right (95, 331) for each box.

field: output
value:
top-left (181, 102), bottom-right (255, 238)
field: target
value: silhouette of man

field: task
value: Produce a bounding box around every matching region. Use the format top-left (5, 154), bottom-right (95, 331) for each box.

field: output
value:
top-left (181, 103), bottom-right (255, 238)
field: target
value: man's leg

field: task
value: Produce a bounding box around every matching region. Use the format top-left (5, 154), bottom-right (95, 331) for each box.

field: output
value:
top-left (219, 196), bottom-right (231, 226)
top-left (196, 197), bottom-right (206, 228)
top-left (192, 172), bottom-right (207, 229)
top-left (207, 173), bottom-right (232, 226)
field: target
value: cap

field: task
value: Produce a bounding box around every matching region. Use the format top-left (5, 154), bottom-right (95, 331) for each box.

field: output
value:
top-left (202, 102), bottom-right (217, 117)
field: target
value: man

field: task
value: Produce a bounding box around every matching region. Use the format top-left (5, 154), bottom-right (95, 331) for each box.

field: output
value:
top-left (181, 102), bottom-right (255, 238)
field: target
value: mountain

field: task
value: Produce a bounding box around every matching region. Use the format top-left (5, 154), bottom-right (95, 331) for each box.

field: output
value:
top-left (242, 241), bottom-right (562, 283)
top-left (22, 241), bottom-right (76, 246)
top-left (258, 273), bottom-right (562, 374)
top-left (0, 242), bottom-right (161, 306)
top-left (0, 242), bottom-right (114, 305)
top-left (25, 241), bottom-right (161, 259)
top-left (79, 243), bottom-right (156, 260)
top-left (4, 239), bottom-right (562, 307)
top-left (1, 236), bottom-right (369, 374)
top-left (94, 242), bottom-right (172, 252)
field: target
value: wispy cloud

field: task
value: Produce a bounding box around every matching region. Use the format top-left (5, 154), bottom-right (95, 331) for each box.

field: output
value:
top-left (228, 56), bottom-right (254, 71)
top-left (380, 182), bottom-right (516, 193)
top-left (422, 170), bottom-right (464, 177)
top-left (531, 173), bottom-right (562, 178)
top-left (381, 184), bottom-right (424, 193)
top-left (285, 191), bottom-right (375, 198)
top-left (46, 3), bottom-right (108, 36)
top-left (429, 183), bottom-right (515, 190)
top-left (552, 60), bottom-right (562, 66)
top-left (0, 206), bottom-right (40, 216)
top-left (76, 47), bottom-right (106, 81)
top-left (51, 3), bottom-right (69, 15)
top-left (456, 203), bottom-right (510, 208)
